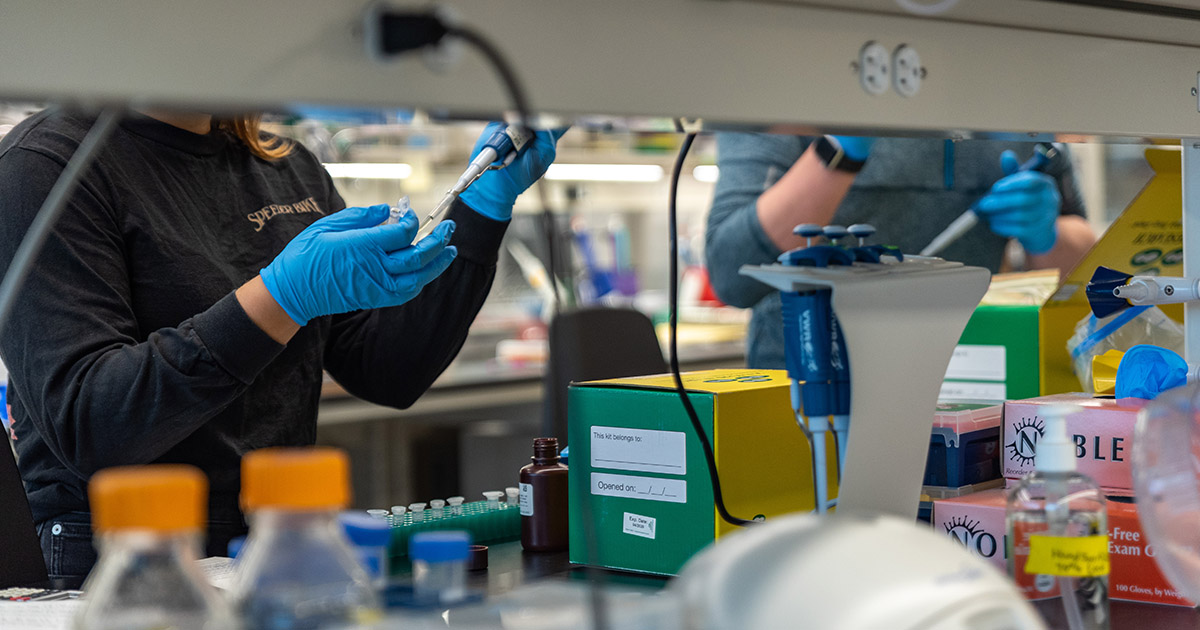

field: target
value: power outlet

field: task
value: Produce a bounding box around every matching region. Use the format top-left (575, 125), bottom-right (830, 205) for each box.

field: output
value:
top-left (893, 45), bottom-right (923, 97)
top-left (858, 41), bottom-right (891, 96)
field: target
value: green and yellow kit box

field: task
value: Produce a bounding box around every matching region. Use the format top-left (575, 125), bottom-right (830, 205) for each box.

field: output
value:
top-left (567, 368), bottom-right (836, 576)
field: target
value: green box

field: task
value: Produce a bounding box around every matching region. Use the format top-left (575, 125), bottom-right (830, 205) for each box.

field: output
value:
top-left (942, 304), bottom-right (1040, 401)
top-left (567, 369), bottom-right (835, 576)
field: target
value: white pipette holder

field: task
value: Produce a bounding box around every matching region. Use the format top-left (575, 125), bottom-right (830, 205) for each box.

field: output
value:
top-left (741, 257), bottom-right (990, 519)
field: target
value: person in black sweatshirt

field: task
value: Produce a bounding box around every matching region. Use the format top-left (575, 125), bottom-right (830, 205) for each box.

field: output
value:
top-left (0, 108), bottom-right (562, 587)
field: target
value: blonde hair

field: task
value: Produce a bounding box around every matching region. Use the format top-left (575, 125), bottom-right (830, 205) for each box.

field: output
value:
top-left (217, 114), bottom-right (292, 161)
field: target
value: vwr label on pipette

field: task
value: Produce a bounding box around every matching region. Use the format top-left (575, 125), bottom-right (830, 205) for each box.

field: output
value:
top-left (591, 426), bottom-right (686, 475)
top-left (591, 473), bottom-right (686, 504)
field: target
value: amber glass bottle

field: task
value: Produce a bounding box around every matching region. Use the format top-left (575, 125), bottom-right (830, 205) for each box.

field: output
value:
top-left (519, 437), bottom-right (569, 551)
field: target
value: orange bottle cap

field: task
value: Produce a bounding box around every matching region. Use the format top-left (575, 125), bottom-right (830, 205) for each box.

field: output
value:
top-left (89, 465), bottom-right (207, 533)
top-left (241, 447), bottom-right (350, 511)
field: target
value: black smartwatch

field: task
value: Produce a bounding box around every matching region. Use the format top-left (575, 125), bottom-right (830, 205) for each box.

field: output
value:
top-left (814, 136), bottom-right (868, 174)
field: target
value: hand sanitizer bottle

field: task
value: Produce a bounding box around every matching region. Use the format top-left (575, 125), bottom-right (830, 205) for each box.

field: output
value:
top-left (1006, 404), bottom-right (1109, 630)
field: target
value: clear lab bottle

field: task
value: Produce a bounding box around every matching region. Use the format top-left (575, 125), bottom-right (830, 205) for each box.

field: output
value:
top-left (76, 465), bottom-right (236, 630)
top-left (231, 447), bottom-right (381, 630)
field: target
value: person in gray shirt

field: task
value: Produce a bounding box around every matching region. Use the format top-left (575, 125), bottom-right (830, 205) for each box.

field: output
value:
top-left (706, 133), bottom-right (1096, 369)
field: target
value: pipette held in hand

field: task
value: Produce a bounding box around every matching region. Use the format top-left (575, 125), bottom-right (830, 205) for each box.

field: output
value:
top-left (920, 143), bottom-right (1057, 257)
top-left (415, 124), bottom-right (535, 242)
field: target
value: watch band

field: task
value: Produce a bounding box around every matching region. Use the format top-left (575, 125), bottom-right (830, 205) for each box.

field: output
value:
top-left (815, 136), bottom-right (868, 173)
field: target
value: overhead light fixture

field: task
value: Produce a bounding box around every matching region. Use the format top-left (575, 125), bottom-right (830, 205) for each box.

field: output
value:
top-left (322, 163), bottom-right (413, 179)
top-left (692, 165), bottom-right (719, 183)
top-left (544, 164), bottom-right (664, 182)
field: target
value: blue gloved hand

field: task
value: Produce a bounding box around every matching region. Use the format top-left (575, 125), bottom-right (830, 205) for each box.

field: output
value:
top-left (975, 150), bottom-right (1061, 255)
top-left (829, 135), bottom-right (875, 161)
top-left (260, 204), bottom-right (457, 326)
top-left (458, 123), bottom-right (567, 221)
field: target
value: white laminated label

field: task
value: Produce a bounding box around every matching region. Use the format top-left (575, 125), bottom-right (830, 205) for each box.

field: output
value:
top-left (591, 472), bottom-right (686, 504)
top-left (940, 381), bottom-right (1007, 401)
top-left (590, 426), bottom-right (686, 475)
top-left (943, 345), bottom-right (1007, 381)
top-left (519, 482), bottom-right (533, 516)
top-left (623, 512), bottom-right (657, 539)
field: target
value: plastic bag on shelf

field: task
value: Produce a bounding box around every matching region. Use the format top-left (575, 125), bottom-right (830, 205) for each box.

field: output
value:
top-left (1067, 305), bottom-right (1184, 394)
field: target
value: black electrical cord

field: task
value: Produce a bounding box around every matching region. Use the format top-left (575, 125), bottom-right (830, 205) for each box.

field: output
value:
top-left (0, 107), bottom-right (122, 335)
top-left (434, 19), bottom-right (600, 626)
top-left (668, 131), bottom-right (756, 528)
top-left (444, 23), bottom-right (561, 309)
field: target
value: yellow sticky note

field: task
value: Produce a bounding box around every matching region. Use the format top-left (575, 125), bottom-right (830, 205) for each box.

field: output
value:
top-left (1025, 535), bottom-right (1110, 577)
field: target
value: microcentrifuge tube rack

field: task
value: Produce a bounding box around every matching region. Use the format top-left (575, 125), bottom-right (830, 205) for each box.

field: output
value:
top-left (386, 497), bottom-right (520, 560)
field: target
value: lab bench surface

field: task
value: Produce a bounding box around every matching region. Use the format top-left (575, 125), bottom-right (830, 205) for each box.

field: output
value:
top-left (396, 542), bottom-right (1200, 628)
top-left (317, 340), bottom-right (745, 427)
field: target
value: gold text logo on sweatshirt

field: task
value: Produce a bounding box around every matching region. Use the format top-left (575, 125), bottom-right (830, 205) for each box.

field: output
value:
top-left (248, 197), bottom-right (324, 232)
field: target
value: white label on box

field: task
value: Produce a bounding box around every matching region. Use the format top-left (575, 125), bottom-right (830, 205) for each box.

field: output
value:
top-left (940, 381), bottom-right (1007, 401)
top-left (944, 345), bottom-right (1007, 381)
top-left (519, 482), bottom-right (533, 516)
top-left (591, 426), bottom-right (686, 475)
top-left (623, 512), bottom-right (657, 539)
top-left (591, 472), bottom-right (686, 504)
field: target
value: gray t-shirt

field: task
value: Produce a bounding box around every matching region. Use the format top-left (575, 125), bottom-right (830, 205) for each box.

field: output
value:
top-left (705, 133), bottom-right (1085, 369)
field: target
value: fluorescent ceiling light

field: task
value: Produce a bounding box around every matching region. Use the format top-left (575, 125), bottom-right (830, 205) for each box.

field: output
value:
top-left (323, 163), bottom-right (413, 179)
top-left (544, 164), bottom-right (664, 182)
top-left (692, 165), bottom-right (719, 183)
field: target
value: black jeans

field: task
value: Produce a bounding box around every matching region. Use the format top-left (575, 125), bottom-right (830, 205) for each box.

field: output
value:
top-left (36, 511), bottom-right (96, 590)
top-left (36, 512), bottom-right (247, 589)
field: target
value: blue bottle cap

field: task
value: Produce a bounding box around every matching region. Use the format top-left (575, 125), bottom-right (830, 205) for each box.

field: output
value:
top-left (340, 511), bottom-right (391, 547)
top-left (227, 535), bottom-right (246, 559)
top-left (411, 530), bottom-right (472, 563)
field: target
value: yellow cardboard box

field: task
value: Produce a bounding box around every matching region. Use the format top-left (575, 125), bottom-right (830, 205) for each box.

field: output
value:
top-left (1040, 148), bottom-right (1183, 394)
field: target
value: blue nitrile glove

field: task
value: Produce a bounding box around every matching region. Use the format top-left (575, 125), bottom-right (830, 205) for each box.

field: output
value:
top-left (829, 135), bottom-right (875, 161)
top-left (1116, 344), bottom-right (1189, 400)
top-left (458, 123), bottom-right (568, 221)
top-left (260, 204), bottom-right (457, 326)
top-left (975, 150), bottom-right (1061, 255)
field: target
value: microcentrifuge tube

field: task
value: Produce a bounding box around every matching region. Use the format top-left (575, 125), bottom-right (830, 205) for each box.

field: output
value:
top-left (505, 487), bottom-right (520, 506)
top-left (409, 502), bottom-right (427, 522)
top-left (366, 509), bottom-right (390, 519)
top-left (390, 505), bottom-right (407, 517)
top-left (430, 499), bottom-right (446, 516)
top-left (482, 491), bottom-right (503, 509)
top-left (447, 496), bottom-right (464, 515)
top-left (381, 196), bottom-right (411, 226)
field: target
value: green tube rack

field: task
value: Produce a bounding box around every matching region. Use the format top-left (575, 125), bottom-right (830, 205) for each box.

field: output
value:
top-left (387, 500), bottom-right (520, 558)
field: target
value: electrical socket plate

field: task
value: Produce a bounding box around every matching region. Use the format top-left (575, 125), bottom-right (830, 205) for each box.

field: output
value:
top-left (859, 41), bottom-right (891, 96)
top-left (893, 45), bottom-right (922, 97)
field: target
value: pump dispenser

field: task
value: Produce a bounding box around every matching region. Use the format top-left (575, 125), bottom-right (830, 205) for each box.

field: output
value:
top-left (1006, 405), bottom-right (1109, 630)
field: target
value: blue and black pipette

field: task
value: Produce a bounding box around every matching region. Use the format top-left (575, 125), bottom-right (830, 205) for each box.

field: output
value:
top-left (780, 224), bottom-right (854, 513)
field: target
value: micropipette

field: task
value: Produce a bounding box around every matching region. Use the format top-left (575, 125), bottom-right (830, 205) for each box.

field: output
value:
top-left (920, 142), bottom-right (1058, 257)
top-left (779, 224), bottom-right (855, 514)
top-left (415, 124), bottom-right (535, 242)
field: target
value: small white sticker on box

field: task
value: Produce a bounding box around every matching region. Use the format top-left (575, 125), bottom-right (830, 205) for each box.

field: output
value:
top-left (940, 381), bottom-right (1007, 401)
top-left (591, 426), bottom-right (686, 475)
top-left (944, 345), bottom-right (1007, 381)
top-left (591, 472), bottom-right (686, 504)
top-left (623, 512), bottom-right (657, 540)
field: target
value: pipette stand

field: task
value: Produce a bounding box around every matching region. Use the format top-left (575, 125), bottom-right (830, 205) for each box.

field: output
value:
top-left (741, 258), bottom-right (990, 519)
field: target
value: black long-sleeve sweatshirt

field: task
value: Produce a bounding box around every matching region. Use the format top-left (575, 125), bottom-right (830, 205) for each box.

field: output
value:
top-left (0, 110), bottom-right (504, 536)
